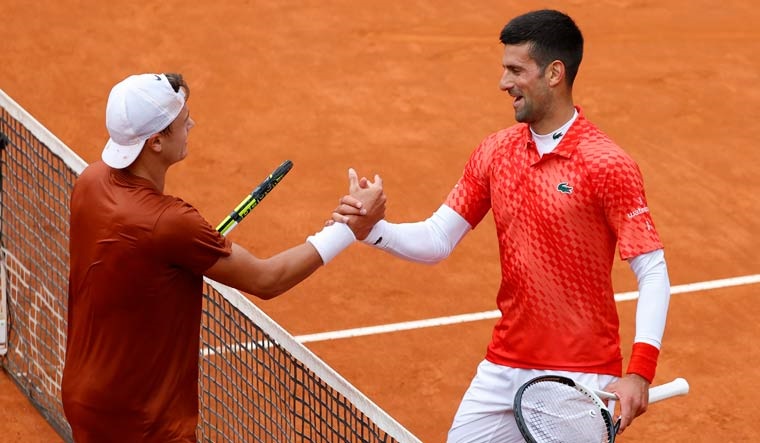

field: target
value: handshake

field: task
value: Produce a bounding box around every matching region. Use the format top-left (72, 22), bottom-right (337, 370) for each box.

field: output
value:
top-left (327, 168), bottom-right (386, 241)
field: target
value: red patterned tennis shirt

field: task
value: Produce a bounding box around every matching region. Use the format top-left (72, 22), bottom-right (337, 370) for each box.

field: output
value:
top-left (445, 107), bottom-right (663, 376)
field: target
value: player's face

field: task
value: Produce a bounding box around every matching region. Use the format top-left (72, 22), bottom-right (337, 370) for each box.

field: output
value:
top-left (499, 43), bottom-right (552, 125)
top-left (160, 104), bottom-right (195, 165)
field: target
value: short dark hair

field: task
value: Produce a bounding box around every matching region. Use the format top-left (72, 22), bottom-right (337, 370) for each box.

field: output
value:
top-left (499, 10), bottom-right (584, 86)
top-left (164, 72), bottom-right (189, 98)
top-left (160, 72), bottom-right (189, 136)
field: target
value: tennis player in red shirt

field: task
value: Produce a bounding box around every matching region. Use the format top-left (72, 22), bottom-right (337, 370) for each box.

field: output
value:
top-left (334, 9), bottom-right (671, 443)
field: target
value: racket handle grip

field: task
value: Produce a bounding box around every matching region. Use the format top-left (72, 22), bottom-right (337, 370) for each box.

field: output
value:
top-left (649, 377), bottom-right (690, 403)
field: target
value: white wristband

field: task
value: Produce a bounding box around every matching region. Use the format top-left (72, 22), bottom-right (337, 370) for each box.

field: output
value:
top-left (306, 222), bottom-right (356, 264)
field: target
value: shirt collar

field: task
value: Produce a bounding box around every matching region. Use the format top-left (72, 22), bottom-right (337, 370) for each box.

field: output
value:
top-left (523, 105), bottom-right (586, 159)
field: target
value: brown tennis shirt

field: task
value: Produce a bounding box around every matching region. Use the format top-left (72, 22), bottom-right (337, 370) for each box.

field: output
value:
top-left (62, 161), bottom-right (231, 442)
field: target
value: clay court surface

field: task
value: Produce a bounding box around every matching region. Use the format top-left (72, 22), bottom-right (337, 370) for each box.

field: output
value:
top-left (2, 1), bottom-right (759, 442)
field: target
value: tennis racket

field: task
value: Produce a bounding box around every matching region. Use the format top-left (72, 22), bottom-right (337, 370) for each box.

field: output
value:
top-left (216, 160), bottom-right (293, 236)
top-left (514, 375), bottom-right (689, 443)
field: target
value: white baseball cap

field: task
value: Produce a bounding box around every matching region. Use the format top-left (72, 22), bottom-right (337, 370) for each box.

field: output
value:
top-left (101, 73), bottom-right (186, 169)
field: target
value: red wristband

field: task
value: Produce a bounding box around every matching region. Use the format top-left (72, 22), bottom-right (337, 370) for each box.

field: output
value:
top-left (626, 342), bottom-right (659, 383)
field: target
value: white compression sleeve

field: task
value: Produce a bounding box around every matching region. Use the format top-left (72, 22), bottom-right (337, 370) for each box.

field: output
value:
top-left (628, 249), bottom-right (671, 349)
top-left (361, 204), bottom-right (471, 264)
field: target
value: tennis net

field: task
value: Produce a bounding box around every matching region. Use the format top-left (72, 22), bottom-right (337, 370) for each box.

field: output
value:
top-left (0, 88), bottom-right (420, 443)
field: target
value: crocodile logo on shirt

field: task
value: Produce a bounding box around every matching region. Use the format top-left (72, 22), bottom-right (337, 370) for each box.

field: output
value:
top-left (552, 131), bottom-right (563, 140)
top-left (557, 182), bottom-right (573, 194)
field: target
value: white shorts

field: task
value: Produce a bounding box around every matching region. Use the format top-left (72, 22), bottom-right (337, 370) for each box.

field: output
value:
top-left (447, 360), bottom-right (619, 443)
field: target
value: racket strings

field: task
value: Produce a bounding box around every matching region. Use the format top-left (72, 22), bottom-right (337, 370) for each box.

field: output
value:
top-left (518, 382), bottom-right (613, 443)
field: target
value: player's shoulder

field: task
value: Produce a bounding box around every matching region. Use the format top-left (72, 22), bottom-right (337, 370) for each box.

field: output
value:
top-left (77, 159), bottom-right (108, 181)
top-left (157, 194), bottom-right (201, 222)
top-left (152, 195), bottom-right (211, 240)
top-left (73, 160), bottom-right (114, 200)
top-left (477, 123), bottom-right (529, 153)
top-left (494, 122), bottom-right (529, 143)
top-left (574, 118), bottom-right (637, 166)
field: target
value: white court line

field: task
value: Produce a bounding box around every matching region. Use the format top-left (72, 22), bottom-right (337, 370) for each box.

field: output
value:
top-left (294, 274), bottom-right (760, 344)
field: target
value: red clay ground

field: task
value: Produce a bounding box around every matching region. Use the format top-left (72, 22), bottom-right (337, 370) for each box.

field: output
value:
top-left (2, 1), bottom-right (759, 442)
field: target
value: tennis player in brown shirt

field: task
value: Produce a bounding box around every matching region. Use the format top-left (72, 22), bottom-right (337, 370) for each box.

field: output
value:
top-left (61, 72), bottom-right (381, 442)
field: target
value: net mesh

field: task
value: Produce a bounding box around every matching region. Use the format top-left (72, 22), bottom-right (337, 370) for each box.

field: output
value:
top-left (0, 89), bottom-right (419, 443)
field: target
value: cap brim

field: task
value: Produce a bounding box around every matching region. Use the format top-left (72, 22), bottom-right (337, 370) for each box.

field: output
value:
top-left (102, 138), bottom-right (146, 169)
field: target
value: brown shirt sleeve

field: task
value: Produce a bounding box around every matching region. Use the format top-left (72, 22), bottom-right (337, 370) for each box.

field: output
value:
top-left (152, 198), bottom-right (232, 275)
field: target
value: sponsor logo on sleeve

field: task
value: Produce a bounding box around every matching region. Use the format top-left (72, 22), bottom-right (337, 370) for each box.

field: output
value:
top-left (627, 206), bottom-right (650, 218)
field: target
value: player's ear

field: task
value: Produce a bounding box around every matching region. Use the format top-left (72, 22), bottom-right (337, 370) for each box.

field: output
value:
top-left (145, 134), bottom-right (162, 153)
top-left (546, 60), bottom-right (565, 87)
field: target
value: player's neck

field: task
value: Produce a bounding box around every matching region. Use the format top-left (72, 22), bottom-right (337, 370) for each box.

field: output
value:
top-left (125, 158), bottom-right (167, 192)
top-left (531, 108), bottom-right (579, 156)
top-left (530, 101), bottom-right (576, 135)
top-left (532, 107), bottom-right (578, 135)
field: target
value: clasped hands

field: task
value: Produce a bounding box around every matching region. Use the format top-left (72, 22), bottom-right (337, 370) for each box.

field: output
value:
top-left (330, 168), bottom-right (385, 240)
